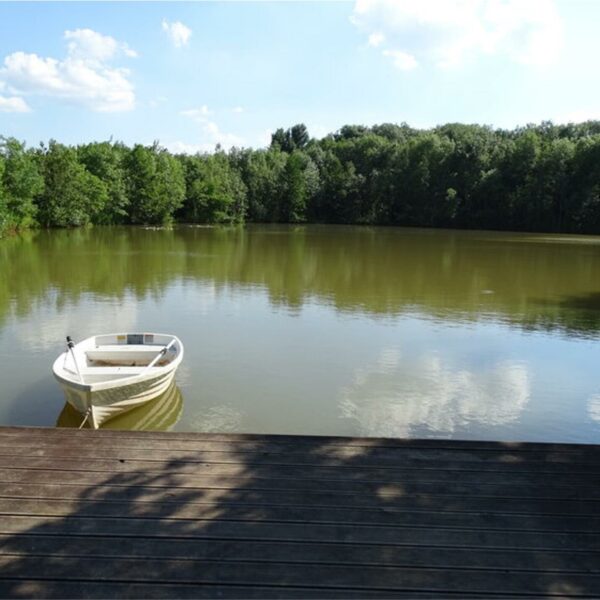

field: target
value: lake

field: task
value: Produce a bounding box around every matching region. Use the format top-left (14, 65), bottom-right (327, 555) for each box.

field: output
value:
top-left (1, 224), bottom-right (599, 442)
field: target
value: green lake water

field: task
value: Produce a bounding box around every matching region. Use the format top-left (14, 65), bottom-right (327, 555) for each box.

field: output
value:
top-left (1, 224), bottom-right (599, 442)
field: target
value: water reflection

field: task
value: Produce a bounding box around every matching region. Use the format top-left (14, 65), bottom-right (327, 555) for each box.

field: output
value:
top-left (1, 225), bottom-right (599, 337)
top-left (588, 394), bottom-right (600, 424)
top-left (0, 225), bottom-right (599, 440)
top-left (56, 383), bottom-right (183, 431)
top-left (17, 296), bottom-right (138, 352)
top-left (340, 348), bottom-right (530, 438)
top-left (189, 404), bottom-right (244, 433)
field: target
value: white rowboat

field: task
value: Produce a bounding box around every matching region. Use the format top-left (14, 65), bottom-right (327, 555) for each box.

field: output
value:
top-left (52, 333), bottom-right (184, 429)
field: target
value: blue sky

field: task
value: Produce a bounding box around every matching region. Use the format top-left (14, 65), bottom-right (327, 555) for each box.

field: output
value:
top-left (1, 0), bottom-right (599, 152)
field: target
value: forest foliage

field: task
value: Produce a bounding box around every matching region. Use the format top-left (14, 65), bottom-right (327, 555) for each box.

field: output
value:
top-left (2, 120), bottom-right (600, 236)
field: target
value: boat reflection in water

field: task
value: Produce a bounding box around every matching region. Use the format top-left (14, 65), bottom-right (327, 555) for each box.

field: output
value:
top-left (56, 382), bottom-right (183, 431)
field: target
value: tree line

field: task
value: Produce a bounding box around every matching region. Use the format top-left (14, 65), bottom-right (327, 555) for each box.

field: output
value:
top-left (2, 120), bottom-right (600, 237)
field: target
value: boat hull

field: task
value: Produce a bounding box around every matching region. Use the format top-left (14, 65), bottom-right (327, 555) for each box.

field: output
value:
top-left (57, 382), bottom-right (183, 431)
top-left (59, 370), bottom-right (176, 428)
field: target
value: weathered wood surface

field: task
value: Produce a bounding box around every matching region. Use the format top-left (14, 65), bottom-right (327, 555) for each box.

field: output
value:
top-left (0, 426), bottom-right (598, 599)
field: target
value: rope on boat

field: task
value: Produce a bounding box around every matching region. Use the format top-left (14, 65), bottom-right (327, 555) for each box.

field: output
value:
top-left (78, 407), bottom-right (92, 429)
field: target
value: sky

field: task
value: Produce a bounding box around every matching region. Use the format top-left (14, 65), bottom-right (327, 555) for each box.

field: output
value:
top-left (1, 0), bottom-right (600, 153)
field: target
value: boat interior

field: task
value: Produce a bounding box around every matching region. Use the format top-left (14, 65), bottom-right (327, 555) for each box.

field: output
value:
top-left (60, 333), bottom-right (181, 383)
top-left (85, 346), bottom-right (172, 368)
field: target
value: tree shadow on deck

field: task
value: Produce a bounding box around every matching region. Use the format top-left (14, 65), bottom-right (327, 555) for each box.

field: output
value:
top-left (0, 430), bottom-right (598, 598)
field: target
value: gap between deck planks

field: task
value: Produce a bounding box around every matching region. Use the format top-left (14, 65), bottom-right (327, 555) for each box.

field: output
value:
top-left (0, 426), bottom-right (598, 599)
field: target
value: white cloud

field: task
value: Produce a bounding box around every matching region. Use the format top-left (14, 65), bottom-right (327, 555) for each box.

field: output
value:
top-left (201, 120), bottom-right (244, 149)
top-left (179, 105), bottom-right (245, 151)
top-left (180, 105), bottom-right (213, 121)
top-left (149, 95), bottom-right (168, 108)
top-left (164, 140), bottom-right (210, 155)
top-left (64, 28), bottom-right (137, 61)
top-left (0, 29), bottom-right (136, 111)
top-left (0, 94), bottom-right (30, 112)
top-left (382, 49), bottom-right (418, 70)
top-left (162, 20), bottom-right (192, 48)
top-left (368, 32), bottom-right (385, 47)
top-left (352, 0), bottom-right (564, 69)
top-left (339, 348), bottom-right (530, 437)
top-left (309, 124), bottom-right (331, 140)
top-left (258, 129), bottom-right (273, 147)
top-left (557, 110), bottom-right (600, 124)
top-left (232, 106), bottom-right (244, 113)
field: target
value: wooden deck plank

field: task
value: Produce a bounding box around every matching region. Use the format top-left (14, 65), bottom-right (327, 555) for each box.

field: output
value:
top-left (2, 436), bottom-right (598, 466)
top-left (2, 451), bottom-right (594, 475)
top-left (1, 467), bottom-right (598, 501)
top-left (0, 463), bottom-right (595, 496)
top-left (2, 481), bottom-right (597, 516)
top-left (1, 514), bottom-right (598, 551)
top-left (0, 580), bottom-right (399, 599)
top-left (0, 580), bottom-right (506, 599)
top-left (2, 534), bottom-right (598, 573)
top-left (0, 498), bottom-right (595, 533)
top-left (1, 555), bottom-right (599, 596)
top-left (0, 426), bottom-right (598, 598)
top-left (2, 453), bottom-right (597, 476)
top-left (0, 426), bottom-right (595, 454)
top-left (0, 451), bottom-right (600, 485)
top-left (0, 429), bottom-right (597, 462)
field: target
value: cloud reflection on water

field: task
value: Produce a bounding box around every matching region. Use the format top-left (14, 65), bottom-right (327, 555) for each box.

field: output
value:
top-left (339, 348), bottom-right (530, 437)
top-left (588, 394), bottom-right (600, 424)
top-left (15, 295), bottom-right (138, 352)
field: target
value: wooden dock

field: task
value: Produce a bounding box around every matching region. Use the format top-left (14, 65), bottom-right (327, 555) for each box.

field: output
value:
top-left (0, 426), bottom-right (598, 598)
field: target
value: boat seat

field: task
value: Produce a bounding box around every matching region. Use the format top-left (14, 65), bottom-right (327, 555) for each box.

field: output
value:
top-left (87, 345), bottom-right (165, 360)
top-left (92, 344), bottom-right (164, 352)
top-left (81, 366), bottom-right (163, 375)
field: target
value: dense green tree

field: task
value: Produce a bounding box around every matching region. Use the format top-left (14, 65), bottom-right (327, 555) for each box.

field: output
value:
top-left (394, 134), bottom-right (456, 227)
top-left (271, 124), bottom-right (310, 153)
top-left (335, 125), bottom-right (369, 141)
top-left (125, 144), bottom-right (185, 225)
top-left (0, 137), bottom-right (44, 230)
top-left (280, 151), bottom-right (308, 223)
top-left (570, 136), bottom-right (600, 232)
top-left (270, 128), bottom-right (287, 151)
top-left (179, 151), bottom-right (247, 223)
top-left (36, 141), bottom-right (107, 228)
top-left (532, 138), bottom-right (575, 232)
top-left (78, 141), bottom-right (129, 224)
top-left (371, 122), bottom-right (417, 143)
top-left (238, 148), bottom-right (287, 221)
top-left (432, 124), bottom-right (495, 227)
top-left (290, 124), bottom-right (310, 149)
top-left (0, 155), bottom-right (6, 235)
top-left (313, 151), bottom-right (364, 223)
top-left (3, 120), bottom-right (600, 234)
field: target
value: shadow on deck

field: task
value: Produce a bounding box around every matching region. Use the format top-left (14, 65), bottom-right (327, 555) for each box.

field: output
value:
top-left (0, 427), bottom-right (598, 598)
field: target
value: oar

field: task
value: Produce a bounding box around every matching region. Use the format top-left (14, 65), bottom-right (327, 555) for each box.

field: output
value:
top-left (140, 338), bottom-right (177, 375)
top-left (66, 336), bottom-right (84, 383)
